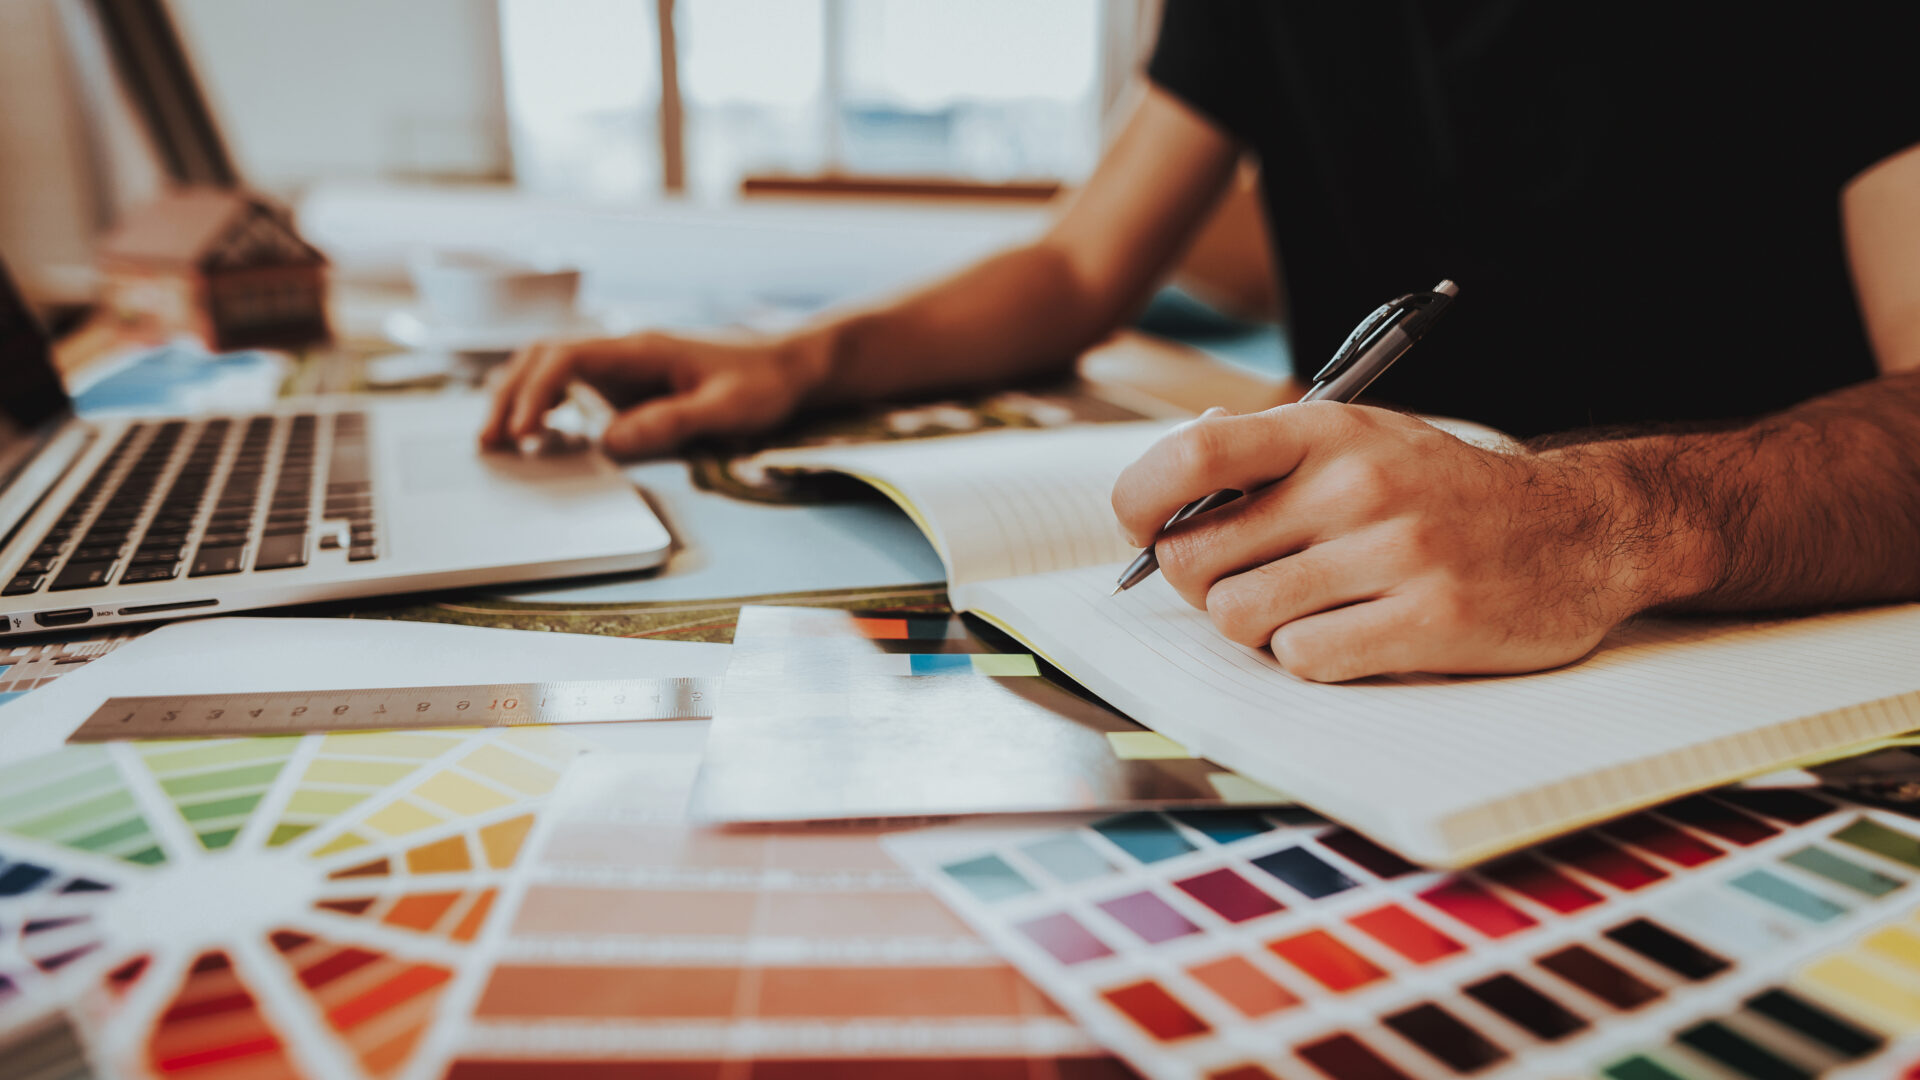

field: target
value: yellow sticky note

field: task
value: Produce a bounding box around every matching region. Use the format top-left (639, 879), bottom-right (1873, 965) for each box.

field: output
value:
top-left (1208, 772), bottom-right (1291, 804)
top-left (970, 654), bottom-right (1041, 676)
top-left (1107, 731), bottom-right (1195, 760)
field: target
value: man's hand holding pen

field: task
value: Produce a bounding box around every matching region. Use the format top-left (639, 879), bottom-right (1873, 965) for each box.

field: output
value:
top-left (1108, 402), bottom-right (1710, 683)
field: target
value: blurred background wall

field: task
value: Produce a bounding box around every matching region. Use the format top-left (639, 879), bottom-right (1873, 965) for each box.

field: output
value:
top-left (0, 0), bottom-right (1296, 332)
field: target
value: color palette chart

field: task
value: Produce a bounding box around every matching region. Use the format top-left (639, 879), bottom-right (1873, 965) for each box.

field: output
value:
top-left (692, 606), bottom-right (1284, 823)
top-left (0, 724), bottom-right (579, 1079)
top-left (0, 628), bottom-right (144, 707)
top-left (886, 791), bottom-right (1920, 1079)
top-left (442, 743), bottom-right (1130, 1078)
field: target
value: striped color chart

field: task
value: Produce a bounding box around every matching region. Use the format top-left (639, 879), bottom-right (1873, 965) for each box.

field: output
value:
top-left (445, 748), bottom-right (1129, 1078)
top-left (0, 725), bottom-right (580, 1080)
top-left (888, 792), bottom-right (1920, 1079)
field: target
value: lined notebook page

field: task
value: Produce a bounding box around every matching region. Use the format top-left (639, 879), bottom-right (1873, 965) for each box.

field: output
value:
top-left (757, 423), bottom-right (1168, 588)
top-left (968, 564), bottom-right (1920, 866)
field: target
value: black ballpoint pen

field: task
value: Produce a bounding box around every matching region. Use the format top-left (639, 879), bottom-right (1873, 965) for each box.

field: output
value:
top-left (1111, 279), bottom-right (1459, 595)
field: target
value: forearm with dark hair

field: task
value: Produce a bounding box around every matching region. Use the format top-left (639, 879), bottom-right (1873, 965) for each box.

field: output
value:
top-left (1537, 370), bottom-right (1920, 615)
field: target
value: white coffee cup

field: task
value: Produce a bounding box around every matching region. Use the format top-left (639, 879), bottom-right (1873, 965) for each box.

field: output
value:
top-left (409, 250), bottom-right (581, 330)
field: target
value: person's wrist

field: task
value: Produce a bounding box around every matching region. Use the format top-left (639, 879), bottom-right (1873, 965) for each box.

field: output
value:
top-left (778, 323), bottom-right (847, 408)
top-left (1542, 444), bottom-right (1725, 618)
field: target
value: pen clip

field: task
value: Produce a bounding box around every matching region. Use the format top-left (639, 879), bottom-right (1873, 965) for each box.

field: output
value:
top-left (1313, 300), bottom-right (1410, 384)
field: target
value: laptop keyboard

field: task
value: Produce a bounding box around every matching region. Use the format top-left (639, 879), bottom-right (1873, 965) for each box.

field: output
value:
top-left (3, 412), bottom-right (379, 598)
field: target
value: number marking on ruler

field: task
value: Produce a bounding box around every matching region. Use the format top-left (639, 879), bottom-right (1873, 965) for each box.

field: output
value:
top-left (68, 678), bottom-right (717, 741)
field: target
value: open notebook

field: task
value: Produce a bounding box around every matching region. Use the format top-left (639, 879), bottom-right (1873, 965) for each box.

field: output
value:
top-left (757, 422), bottom-right (1920, 867)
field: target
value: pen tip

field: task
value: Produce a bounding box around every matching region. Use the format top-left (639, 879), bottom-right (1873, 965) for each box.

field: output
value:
top-left (1109, 585), bottom-right (1123, 597)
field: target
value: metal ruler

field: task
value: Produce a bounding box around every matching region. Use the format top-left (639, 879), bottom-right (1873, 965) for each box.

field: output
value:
top-left (68, 678), bottom-right (717, 742)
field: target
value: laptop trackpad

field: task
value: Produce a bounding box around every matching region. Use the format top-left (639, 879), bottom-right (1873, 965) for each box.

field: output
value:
top-left (397, 438), bottom-right (599, 494)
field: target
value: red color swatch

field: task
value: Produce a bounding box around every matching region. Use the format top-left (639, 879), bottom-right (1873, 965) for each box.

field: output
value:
top-left (1658, 796), bottom-right (1779, 845)
top-left (1316, 829), bottom-right (1419, 879)
top-left (1175, 868), bottom-right (1284, 923)
top-left (148, 950), bottom-right (296, 1076)
top-left (1101, 980), bottom-right (1211, 1041)
top-left (1296, 1032), bottom-right (1417, 1080)
top-left (1598, 814), bottom-right (1724, 868)
top-left (1267, 929), bottom-right (1385, 992)
top-left (1481, 855), bottom-right (1604, 913)
top-left (1187, 955), bottom-right (1299, 1018)
top-left (1346, 904), bottom-right (1464, 964)
top-left (1418, 878), bottom-right (1538, 938)
top-left (1541, 834), bottom-right (1668, 891)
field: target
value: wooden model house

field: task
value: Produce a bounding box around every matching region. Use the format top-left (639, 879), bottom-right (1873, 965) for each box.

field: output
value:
top-left (98, 187), bottom-right (330, 351)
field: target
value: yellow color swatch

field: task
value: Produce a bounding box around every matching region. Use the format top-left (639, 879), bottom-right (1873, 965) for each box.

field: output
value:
top-left (497, 726), bottom-right (581, 763)
top-left (479, 815), bottom-right (536, 869)
top-left (320, 731), bottom-right (461, 759)
top-left (413, 772), bottom-right (515, 816)
top-left (1865, 926), bottom-right (1920, 974)
top-left (299, 759), bottom-right (419, 786)
top-left (1801, 956), bottom-right (1920, 1031)
top-left (460, 745), bottom-right (560, 796)
top-left (406, 834), bottom-right (474, 874)
top-left (283, 789), bottom-right (370, 817)
top-left (362, 800), bottom-right (447, 838)
top-left (314, 831), bottom-right (369, 856)
top-left (1106, 731), bottom-right (1195, 760)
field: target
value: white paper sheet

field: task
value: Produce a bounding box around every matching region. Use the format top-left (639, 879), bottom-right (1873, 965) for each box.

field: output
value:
top-left (0, 617), bottom-right (731, 765)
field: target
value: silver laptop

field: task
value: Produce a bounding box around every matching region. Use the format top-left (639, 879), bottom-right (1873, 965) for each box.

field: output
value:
top-left (0, 258), bottom-right (670, 636)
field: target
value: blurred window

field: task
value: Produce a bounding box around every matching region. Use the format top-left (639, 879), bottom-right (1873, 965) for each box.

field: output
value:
top-left (500, 0), bottom-right (662, 200)
top-left (503, 0), bottom-right (1105, 201)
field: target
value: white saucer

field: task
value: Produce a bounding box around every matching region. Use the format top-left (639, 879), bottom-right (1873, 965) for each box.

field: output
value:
top-left (382, 308), bottom-right (607, 354)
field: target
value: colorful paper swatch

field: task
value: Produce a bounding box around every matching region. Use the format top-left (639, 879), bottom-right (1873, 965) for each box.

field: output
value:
top-left (691, 606), bottom-right (1287, 822)
top-left (887, 793), bottom-right (1920, 1079)
top-left (446, 749), bottom-right (1128, 1076)
top-left (0, 726), bottom-right (578, 1079)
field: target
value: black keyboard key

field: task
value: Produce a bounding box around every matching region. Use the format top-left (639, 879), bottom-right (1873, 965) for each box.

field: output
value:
top-left (319, 533), bottom-right (341, 550)
top-left (262, 522), bottom-right (307, 536)
top-left (49, 560), bottom-right (115, 591)
top-left (69, 544), bottom-right (125, 562)
top-left (348, 545), bottom-right (377, 562)
top-left (3, 574), bottom-right (42, 595)
top-left (189, 546), bottom-right (246, 577)
top-left (254, 533), bottom-right (308, 570)
top-left (132, 544), bottom-right (189, 564)
top-left (32, 542), bottom-right (67, 559)
top-left (120, 564), bottom-right (179, 583)
top-left (19, 558), bottom-right (54, 575)
top-left (201, 531), bottom-right (252, 548)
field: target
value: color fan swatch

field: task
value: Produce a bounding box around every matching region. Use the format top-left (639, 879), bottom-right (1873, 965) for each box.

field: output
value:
top-left (445, 748), bottom-right (1129, 1077)
top-left (887, 792), bottom-right (1920, 1079)
top-left (0, 725), bottom-right (578, 1079)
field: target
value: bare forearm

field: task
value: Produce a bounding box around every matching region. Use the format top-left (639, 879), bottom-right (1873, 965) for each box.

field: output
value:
top-left (1543, 370), bottom-right (1920, 615)
top-left (786, 239), bottom-right (1135, 407)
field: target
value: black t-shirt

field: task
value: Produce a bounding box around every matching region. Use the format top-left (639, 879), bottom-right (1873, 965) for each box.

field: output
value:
top-left (1149, 2), bottom-right (1918, 438)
